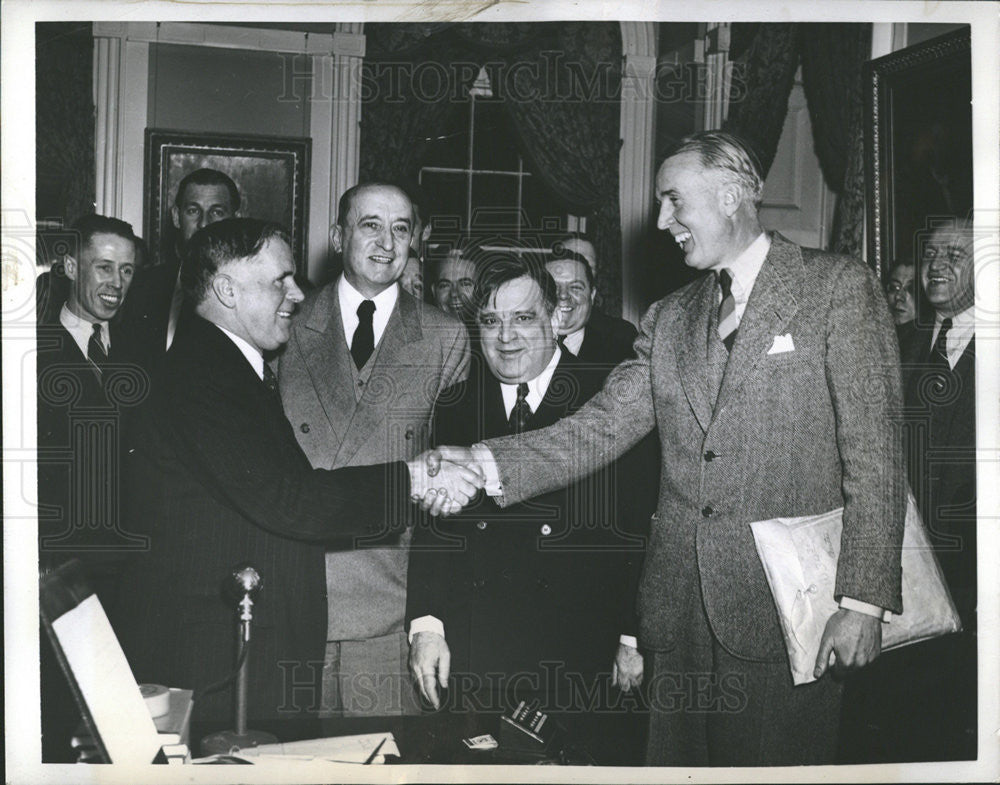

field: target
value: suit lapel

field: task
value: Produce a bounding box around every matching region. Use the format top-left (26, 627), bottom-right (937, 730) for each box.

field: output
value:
top-left (333, 290), bottom-right (425, 465)
top-left (300, 284), bottom-right (357, 449)
top-left (715, 233), bottom-right (800, 416)
top-left (675, 275), bottom-right (716, 433)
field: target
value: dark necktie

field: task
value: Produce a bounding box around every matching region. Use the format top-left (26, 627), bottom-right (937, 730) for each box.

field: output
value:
top-left (930, 317), bottom-right (952, 371)
top-left (717, 268), bottom-right (738, 352)
top-left (508, 382), bottom-right (531, 434)
top-left (262, 364), bottom-right (280, 396)
top-left (88, 323), bottom-right (108, 376)
top-left (351, 300), bottom-right (376, 370)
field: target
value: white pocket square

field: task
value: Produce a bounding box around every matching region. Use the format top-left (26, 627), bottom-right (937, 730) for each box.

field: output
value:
top-left (767, 333), bottom-right (795, 355)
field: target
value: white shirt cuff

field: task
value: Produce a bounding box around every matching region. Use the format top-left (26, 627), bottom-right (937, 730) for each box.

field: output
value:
top-left (619, 634), bottom-right (638, 648)
top-left (408, 615), bottom-right (445, 643)
top-left (472, 442), bottom-right (503, 497)
top-left (839, 596), bottom-right (891, 622)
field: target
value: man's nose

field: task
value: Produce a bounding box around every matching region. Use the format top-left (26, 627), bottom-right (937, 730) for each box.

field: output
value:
top-left (286, 280), bottom-right (305, 303)
top-left (497, 321), bottom-right (512, 342)
top-left (557, 286), bottom-right (571, 303)
top-left (375, 225), bottom-right (393, 249)
top-left (657, 202), bottom-right (674, 231)
top-left (109, 268), bottom-right (123, 288)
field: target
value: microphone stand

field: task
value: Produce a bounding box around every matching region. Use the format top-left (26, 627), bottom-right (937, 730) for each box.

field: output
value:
top-left (200, 565), bottom-right (279, 755)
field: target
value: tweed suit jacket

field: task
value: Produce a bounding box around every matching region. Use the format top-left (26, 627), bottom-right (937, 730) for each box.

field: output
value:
top-left (484, 233), bottom-right (906, 662)
top-left (276, 281), bottom-right (469, 642)
top-left (112, 316), bottom-right (411, 722)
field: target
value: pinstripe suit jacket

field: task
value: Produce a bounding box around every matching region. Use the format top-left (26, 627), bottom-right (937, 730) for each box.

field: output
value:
top-left (484, 233), bottom-right (906, 661)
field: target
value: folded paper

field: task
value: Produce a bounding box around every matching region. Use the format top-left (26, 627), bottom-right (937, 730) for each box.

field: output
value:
top-left (750, 493), bottom-right (961, 685)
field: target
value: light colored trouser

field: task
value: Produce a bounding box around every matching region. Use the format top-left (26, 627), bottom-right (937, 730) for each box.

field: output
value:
top-left (319, 630), bottom-right (420, 717)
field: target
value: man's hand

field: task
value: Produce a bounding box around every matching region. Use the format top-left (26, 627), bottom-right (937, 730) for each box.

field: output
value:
top-left (611, 643), bottom-right (644, 692)
top-left (424, 445), bottom-right (480, 475)
top-left (813, 608), bottom-right (882, 679)
top-left (409, 631), bottom-right (450, 709)
top-left (407, 450), bottom-right (484, 516)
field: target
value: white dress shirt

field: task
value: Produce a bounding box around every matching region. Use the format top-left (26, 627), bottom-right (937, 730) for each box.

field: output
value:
top-left (713, 231), bottom-right (770, 323)
top-left (60, 304), bottom-right (109, 358)
top-left (930, 306), bottom-right (975, 369)
top-left (559, 327), bottom-right (585, 357)
top-left (338, 275), bottom-right (398, 351)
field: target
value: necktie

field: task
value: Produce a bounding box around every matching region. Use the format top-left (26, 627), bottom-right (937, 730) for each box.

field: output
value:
top-left (508, 382), bottom-right (531, 434)
top-left (556, 334), bottom-right (572, 356)
top-left (351, 300), bottom-right (376, 370)
top-left (717, 268), bottom-right (738, 352)
top-left (262, 364), bottom-right (280, 396)
top-left (930, 317), bottom-right (952, 371)
top-left (88, 323), bottom-right (108, 375)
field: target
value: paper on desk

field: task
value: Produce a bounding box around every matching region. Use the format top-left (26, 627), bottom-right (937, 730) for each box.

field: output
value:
top-left (232, 732), bottom-right (399, 764)
top-left (750, 493), bottom-right (961, 686)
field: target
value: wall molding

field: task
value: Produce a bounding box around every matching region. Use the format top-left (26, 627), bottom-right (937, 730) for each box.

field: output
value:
top-left (619, 21), bottom-right (658, 325)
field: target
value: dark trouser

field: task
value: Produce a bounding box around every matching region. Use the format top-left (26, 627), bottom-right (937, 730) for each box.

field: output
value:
top-left (644, 586), bottom-right (843, 766)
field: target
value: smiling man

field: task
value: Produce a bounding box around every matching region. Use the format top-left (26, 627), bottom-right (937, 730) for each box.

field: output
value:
top-left (547, 233), bottom-right (638, 368)
top-left (277, 182), bottom-right (470, 718)
top-left (111, 218), bottom-right (480, 723)
top-left (37, 214), bottom-right (144, 600)
top-left (435, 132), bottom-right (906, 766)
top-left (407, 252), bottom-right (647, 761)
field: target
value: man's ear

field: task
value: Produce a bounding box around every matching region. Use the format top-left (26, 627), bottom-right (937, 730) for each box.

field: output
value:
top-left (171, 206), bottom-right (181, 230)
top-left (210, 274), bottom-right (237, 309)
top-left (64, 255), bottom-right (78, 282)
top-left (719, 183), bottom-right (741, 218)
top-left (330, 224), bottom-right (343, 254)
top-left (421, 222), bottom-right (432, 243)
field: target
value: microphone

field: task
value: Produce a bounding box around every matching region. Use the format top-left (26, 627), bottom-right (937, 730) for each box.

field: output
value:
top-left (200, 564), bottom-right (278, 755)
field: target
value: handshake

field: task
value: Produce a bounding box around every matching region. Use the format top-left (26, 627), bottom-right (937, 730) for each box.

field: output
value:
top-left (405, 446), bottom-right (486, 516)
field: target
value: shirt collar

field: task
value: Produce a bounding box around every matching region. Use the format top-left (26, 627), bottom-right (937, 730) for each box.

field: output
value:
top-left (59, 303), bottom-right (109, 357)
top-left (713, 232), bottom-right (770, 302)
top-left (338, 275), bottom-right (399, 316)
top-left (499, 345), bottom-right (562, 417)
top-left (936, 305), bottom-right (975, 331)
top-left (216, 325), bottom-right (265, 380)
top-left (560, 327), bottom-right (586, 357)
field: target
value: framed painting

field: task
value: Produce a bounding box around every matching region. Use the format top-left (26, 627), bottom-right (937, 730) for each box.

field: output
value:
top-left (864, 27), bottom-right (971, 281)
top-left (144, 129), bottom-right (310, 273)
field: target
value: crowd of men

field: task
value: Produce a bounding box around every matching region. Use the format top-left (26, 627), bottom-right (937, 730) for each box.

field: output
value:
top-left (36, 131), bottom-right (977, 766)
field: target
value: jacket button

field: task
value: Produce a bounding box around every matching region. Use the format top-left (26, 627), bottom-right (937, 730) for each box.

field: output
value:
top-left (536, 578), bottom-right (550, 590)
top-left (540, 524), bottom-right (552, 536)
top-left (476, 521), bottom-right (488, 530)
top-left (702, 506), bottom-right (714, 518)
top-left (704, 450), bottom-right (716, 462)
top-left (300, 423), bottom-right (310, 434)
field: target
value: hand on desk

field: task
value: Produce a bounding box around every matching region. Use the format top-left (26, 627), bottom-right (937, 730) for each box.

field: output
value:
top-left (408, 450), bottom-right (484, 516)
top-left (611, 643), bottom-right (644, 692)
top-left (409, 631), bottom-right (450, 709)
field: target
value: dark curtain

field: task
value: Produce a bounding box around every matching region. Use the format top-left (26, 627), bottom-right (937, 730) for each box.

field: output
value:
top-left (36, 23), bottom-right (95, 227)
top-left (724, 24), bottom-right (800, 177)
top-left (358, 22), bottom-right (624, 313)
top-left (800, 24), bottom-right (872, 256)
top-left (485, 23), bottom-right (624, 312)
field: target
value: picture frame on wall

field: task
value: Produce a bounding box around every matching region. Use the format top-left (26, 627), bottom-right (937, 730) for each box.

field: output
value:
top-left (144, 129), bottom-right (311, 274)
top-left (864, 26), bottom-right (972, 282)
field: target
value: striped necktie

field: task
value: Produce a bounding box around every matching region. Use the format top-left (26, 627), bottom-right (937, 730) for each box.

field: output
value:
top-left (88, 323), bottom-right (109, 376)
top-left (717, 268), bottom-right (738, 352)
